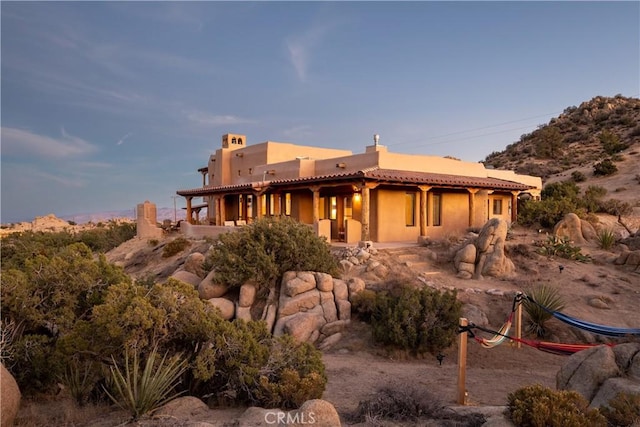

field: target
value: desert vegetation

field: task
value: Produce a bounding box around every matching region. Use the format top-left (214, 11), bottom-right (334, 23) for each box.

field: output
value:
top-left (518, 180), bottom-right (632, 228)
top-left (1, 219), bottom-right (329, 423)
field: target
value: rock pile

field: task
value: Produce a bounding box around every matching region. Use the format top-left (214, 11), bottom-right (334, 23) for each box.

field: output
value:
top-left (454, 218), bottom-right (515, 279)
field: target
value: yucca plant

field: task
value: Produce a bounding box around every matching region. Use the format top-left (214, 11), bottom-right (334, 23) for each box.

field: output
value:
top-left (104, 346), bottom-right (188, 420)
top-left (523, 285), bottom-right (566, 337)
top-left (61, 359), bottom-right (98, 406)
top-left (596, 229), bottom-right (616, 250)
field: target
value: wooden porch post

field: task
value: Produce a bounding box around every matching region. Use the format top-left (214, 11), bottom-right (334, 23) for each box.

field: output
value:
top-left (457, 317), bottom-right (468, 405)
top-left (468, 188), bottom-right (479, 228)
top-left (256, 194), bottom-right (264, 219)
top-left (311, 186), bottom-right (320, 226)
top-left (186, 197), bottom-right (193, 224)
top-left (511, 191), bottom-right (519, 223)
top-left (419, 185), bottom-right (431, 237)
top-left (360, 183), bottom-right (377, 242)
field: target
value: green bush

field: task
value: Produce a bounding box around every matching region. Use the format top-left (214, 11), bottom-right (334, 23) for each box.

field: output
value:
top-left (1, 243), bottom-right (130, 394)
top-left (600, 391), bottom-right (640, 427)
top-left (360, 285), bottom-right (461, 355)
top-left (162, 237), bottom-right (191, 257)
top-left (207, 216), bottom-right (338, 293)
top-left (596, 229), bottom-right (616, 250)
top-left (537, 235), bottom-right (590, 262)
top-left (523, 285), bottom-right (566, 337)
top-left (594, 159), bottom-right (618, 176)
top-left (570, 171), bottom-right (586, 182)
top-left (193, 321), bottom-right (326, 409)
top-left (507, 384), bottom-right (606, 427)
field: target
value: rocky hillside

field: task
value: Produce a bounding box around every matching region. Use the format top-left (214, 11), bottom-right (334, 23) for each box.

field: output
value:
top-left (483, 95), bottom-right (640, 180)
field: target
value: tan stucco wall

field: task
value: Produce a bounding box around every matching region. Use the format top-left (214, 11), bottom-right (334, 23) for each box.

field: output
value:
top-left (425, 192), bottom-right (470, 240)
top-left (373, 189), bottom-right (420, 242)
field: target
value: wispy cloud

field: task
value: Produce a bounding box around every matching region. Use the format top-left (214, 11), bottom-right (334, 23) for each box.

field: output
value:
top-left (285, 21), bottom-right (335, 82)
top-left (185, 111), bottom-right (255, 127)
top-left (116, 132), bottom-right (133, 145)
top-left (31, 169), bottom-right (86, 188)
top-left (1, 127), bottom-right (98, 159)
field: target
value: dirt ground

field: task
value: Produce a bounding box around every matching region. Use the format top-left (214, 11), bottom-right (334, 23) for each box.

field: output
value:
top-left (13, 223), bottom-right (640, 426)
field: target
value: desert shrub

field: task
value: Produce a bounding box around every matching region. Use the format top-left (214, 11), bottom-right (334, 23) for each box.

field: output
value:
top-left (537, 235), bottom-right (590, 262)
top-left (583, 185), bottom-right (608, 213)
top-left (148, 239), bottom-right (159, 246)
top-left (193, 321), bottom-right (326, 409)
top-left (253, 335), bottom-right (327, 409)
top-left (630, 126), bottom-right (640, 137)
top-left (351, 289), bottom-right (379, 322)
top-left (599, 199), bottom-right (633, 217)
top-left (593, 159), bottom-right (618, 176)
top-left (596, 229), bottom-right (616, 250)
top-left (507, 384), bottom-right (606, 427)
top-left (162, 236), bottom-right (191, 257)
top-left (599, 130), bottom-right (627, 155)
top-left (76, 221), bottom-right (136, 253)
top-left (0, 243), bottom-right (130, 394)
top-left (362, 285), bottom-right (461, 355)
top-left (207, 216), bottom-right (338, 293)
top-left (599, 391), bottom-right (640, 427)
top-left (518, 198), bottom-right (580, 229)
top-left (347, 383), bottom-right (485, 426)
top-left (104, 346), bottom-right (187, 420)
top-left (522, 285), bottom-right (566, 337)
top-left (570, 171), bottom-right (586, 182)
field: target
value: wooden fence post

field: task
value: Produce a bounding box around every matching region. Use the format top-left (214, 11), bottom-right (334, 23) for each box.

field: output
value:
top-left (457, 317), bottom-right (468, 405)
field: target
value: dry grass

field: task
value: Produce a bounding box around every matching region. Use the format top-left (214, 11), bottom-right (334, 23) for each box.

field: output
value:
top-left (14, 397), bottom-right (114, 427)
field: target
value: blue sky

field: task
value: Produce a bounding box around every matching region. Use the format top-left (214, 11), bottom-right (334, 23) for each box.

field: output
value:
top-left (1, 1), bottom-right (638, 223)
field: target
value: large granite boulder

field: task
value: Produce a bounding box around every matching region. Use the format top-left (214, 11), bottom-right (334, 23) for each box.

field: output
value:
top-left (557, 343), bottom-right (640, 407)
top-left (553, 212), bottom-right (597, 245)
top-left (454, 218), bottom-right (514, 279)
top-left (1, 364), bottom-right (20, 427)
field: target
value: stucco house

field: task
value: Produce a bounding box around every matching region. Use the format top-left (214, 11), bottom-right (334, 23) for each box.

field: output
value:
top-left (176, 133), bottom-right (541, 243)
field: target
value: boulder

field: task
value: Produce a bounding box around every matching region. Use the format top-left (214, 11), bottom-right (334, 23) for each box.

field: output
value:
top-left (336, 299), bottom-right (351, 321)
top-left (333, 279), bottom-right (349, 301)
top-left (153, 396), bottom-right (209, 418)
top-left (320, 291), bottom-right (338, 323)
top-left (318, 332), bottom-right (343, 351)
top-left (462, 304), bottom-right (489, 327)
top-left (284, 275), bottom-right (317, 298)
top-left (207, 298), bottom-right (235, 320)
top-left (347, 277), bottom-right (366, 299)
top-left (282, 311), bottom-right (326, 343)
top-left (198, 271), bottom-right (229, 299)
top-left (455, 243), bottom-right (477, 267)
top-left (183, 252), bottom-right (205, 278)
top-left (482, 237), bottom-right (515, 277)
top-left (590, 377), bottom-right (640, 409)
top-left (556, 345), bottom-right (621, 402)
top-left (170, 270), bottom-right (202, 288)
top-left (315, 272), bottom-right (334, 292)
top-left (239, 283), bottom-right (257, 307)
top-left (278, 289), bottom-right (320, 318)
top-left (553, 212), bottom-right (587, 245)
top-left (476, 218), bottom-right (507, 253)
top-left (236, 305), bottom-right (252, 322)
top-left (321, 320), bottom-right (349, 336)
top-left (292, 399), bottom-right (341, 427)
top-left (339, 259), bottom-right (354, 273)
top-left (1, 364), bottom-right (20, 427)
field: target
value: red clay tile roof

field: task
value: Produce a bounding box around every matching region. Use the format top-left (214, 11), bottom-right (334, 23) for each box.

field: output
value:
top-left (176, 167), bottom-right (533, 196)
